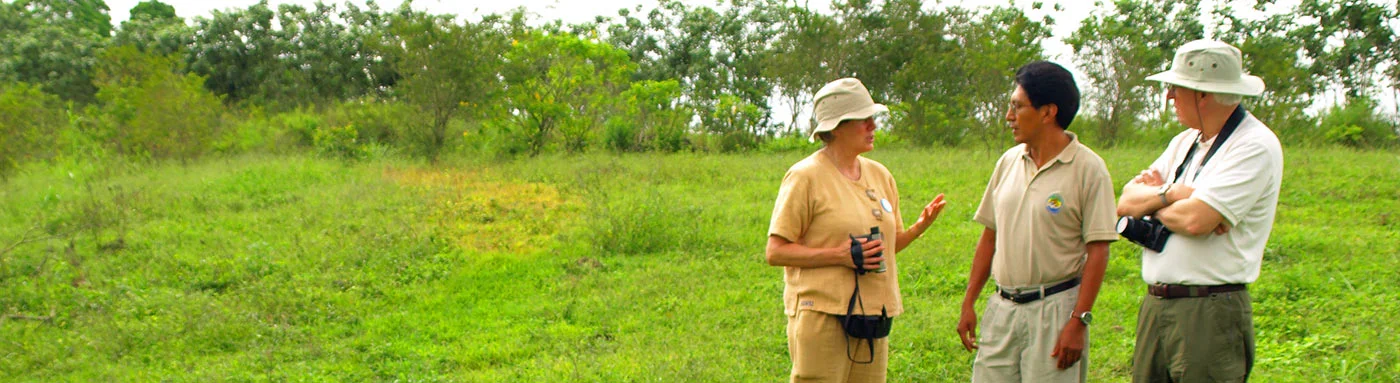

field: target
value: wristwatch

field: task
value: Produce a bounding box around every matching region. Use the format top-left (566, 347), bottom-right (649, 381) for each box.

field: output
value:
top-left (1156, 184), bottom-right (1173, 205)
top-left (1075, 311), bottom-right (1093, 326)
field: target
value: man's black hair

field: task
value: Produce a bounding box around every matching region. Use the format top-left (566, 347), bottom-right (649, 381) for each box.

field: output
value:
top-left (1015, 60), bottom-right (1080, 130)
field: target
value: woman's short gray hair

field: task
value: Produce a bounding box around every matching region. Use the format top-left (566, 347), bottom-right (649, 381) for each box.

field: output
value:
top-left (1214, 92), bottom-right (1243, 105)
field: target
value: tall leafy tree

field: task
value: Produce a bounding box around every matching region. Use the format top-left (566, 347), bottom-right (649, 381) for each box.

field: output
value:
top-left (764, 4), bottom-right (841, 133)
top-left (0, 0), bottom-right (111, 103)
top-left (128, 0), bottom-right (173, 20)
top-left (1215, 7), bottom-right (1319, 141)
top-left (111, 0), bottom-right (191, 57)
top-left (1292, 0), bottom-right (1396, 99)
top-left (388, 7), bottom-right (505, 160)
top-left (340, 0), bottom-right (399, 96)
top-left (185, 1), bottom-right (279, 104)
top-left (93, 45), bottom-right (224, 159)
top-left (269, 2), bottom-right (375, 105)
top-left (952, 5), bottom-right (1051, 149)
top-left (604, 0), bottom-right (782, 148)
top-left (1068, 0), bottom-right (1204, 146)
top-left (0, 82), bottom-right (67, 177)
top-left (18, 0), bottom-right (111, 36)
top-left (496, 29), bottom-right (634, 155)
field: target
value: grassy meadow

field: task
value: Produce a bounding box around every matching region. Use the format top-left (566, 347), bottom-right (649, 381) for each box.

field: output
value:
top-left (1, 145), bottom-right (1397, 381)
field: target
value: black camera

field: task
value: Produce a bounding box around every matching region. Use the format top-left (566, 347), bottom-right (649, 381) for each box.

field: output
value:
top-left (1117, 216), bottom-right (1172, 252)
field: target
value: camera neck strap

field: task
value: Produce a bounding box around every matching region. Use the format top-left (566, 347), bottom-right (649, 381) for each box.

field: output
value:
top-left (1172, 106), bottom-right (1246, 184)
top-left (846, 236), bottom-right (877, 364)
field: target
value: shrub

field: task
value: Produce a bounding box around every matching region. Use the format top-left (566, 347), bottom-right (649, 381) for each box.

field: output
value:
top-left (702, 95), bottom-right (764, 152)
top-left (0, 82), bottom-right (67, 177)
top-left (1318, 97), bottom-right (1396, 148)
top-left (603, 117), bottom-right (640, 152)
top-left (93, 47), bottom-right (225, 160)
top-left (312, 124), bottom-right (366, 160)
top-left (890, 101), bottom-right (963, 147)
top-left (324, 98), bottom-right (411, 146)
top-left (275, 109), bottom-right (326, 148)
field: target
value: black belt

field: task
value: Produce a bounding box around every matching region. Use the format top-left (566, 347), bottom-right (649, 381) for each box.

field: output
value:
top-left (1148, 283), bottom-right (1247, 299)
top-left (998, 278), bottom-right (1080, 304)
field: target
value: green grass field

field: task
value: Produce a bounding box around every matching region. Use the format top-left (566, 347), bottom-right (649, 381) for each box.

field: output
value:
top-left (2, 146), bottom-right (1397, 381)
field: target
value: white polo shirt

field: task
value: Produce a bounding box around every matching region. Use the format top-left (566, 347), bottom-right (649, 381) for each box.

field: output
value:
top-left (1141, 111), bottom-right (1283, 285)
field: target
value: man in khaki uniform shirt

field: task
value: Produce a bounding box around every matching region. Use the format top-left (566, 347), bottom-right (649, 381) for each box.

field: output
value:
top-left (767, 78), bottom-right (947, 383)
top-left (956, 61), bottom-right (1118, 383)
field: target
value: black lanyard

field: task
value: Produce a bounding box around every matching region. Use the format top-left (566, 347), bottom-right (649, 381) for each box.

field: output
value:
top-left (1172, 106), bottom-right (1246, 183)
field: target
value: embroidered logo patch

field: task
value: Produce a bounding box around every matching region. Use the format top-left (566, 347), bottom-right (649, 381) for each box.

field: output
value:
top-left (1046, 193), bottom-right (1064, 214)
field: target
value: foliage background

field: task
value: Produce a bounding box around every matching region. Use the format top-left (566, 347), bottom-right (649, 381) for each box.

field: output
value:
top-left (1, 0), bottom-right (1399, 381)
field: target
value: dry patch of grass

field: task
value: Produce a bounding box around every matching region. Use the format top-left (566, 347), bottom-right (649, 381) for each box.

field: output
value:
top-left (384, 167), bottom-right (581, 254)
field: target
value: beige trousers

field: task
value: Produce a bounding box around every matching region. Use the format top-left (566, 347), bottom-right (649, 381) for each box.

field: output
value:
top-left (972, 285), bottom-right (1086, 383)
top-left (787, 310), bottom-right (888, 383)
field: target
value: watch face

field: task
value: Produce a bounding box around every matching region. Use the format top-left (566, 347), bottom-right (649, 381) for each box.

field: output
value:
top-left (1080, 311), bottom-right (1094, 325)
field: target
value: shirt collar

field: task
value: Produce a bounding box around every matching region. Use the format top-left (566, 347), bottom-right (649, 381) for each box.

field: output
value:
top-left (1020, 131), bottom-right (1082, 165)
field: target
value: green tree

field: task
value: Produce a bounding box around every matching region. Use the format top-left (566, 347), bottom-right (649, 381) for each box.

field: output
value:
top-left (93, 46), bottom-right (225, 159)
top-left (388, 8), bottom-right (505, 160)
top-left (341, 0), bottom-right (400, 96)
top-left (267, 2), bottom-right (376, 106)
top-left (0, 82), bottom-right (67, 177)
top-left (185, 1), bottom-right (279, 104)
top-left (128, 0), bottom-right (174, 20)
top-left (1292, 0), bottom-right (1396, 99)
top-left (886, 4), bottom-right (1049, 148)
top-left (764, 5), bottom-right (840, 133)
top-left (16, 0), bottom-right (111, 36)
top-left (495, 27), bottom-right (634, 156)
top-left (0, 0), bottom-right (110, 103)
top-left (1068, 0), bottom-right (1204, 147)
top-left (605, 79), bottom-right (691, 152)
top-left (111, 0), bottom-right (191, 57)
top-left (1215, 8), bottom-right (1319, 142)
top-left (604, 0), bottom-right (780, 149)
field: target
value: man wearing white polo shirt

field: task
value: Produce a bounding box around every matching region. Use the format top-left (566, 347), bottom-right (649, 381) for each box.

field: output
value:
top-left (1116, 40), bottom-right (1284, 382)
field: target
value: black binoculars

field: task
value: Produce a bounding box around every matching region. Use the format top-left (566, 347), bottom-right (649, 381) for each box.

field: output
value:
top-left (849, 226), bottom-right (886, 274)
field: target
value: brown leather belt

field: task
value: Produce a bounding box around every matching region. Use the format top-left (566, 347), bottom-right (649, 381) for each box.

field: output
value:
top-left (1148, 283), bottom-right (1246, 299)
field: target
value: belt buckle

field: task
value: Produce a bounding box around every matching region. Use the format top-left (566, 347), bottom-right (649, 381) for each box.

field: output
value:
top-left (1149, 283), bottom-right (1167, 299)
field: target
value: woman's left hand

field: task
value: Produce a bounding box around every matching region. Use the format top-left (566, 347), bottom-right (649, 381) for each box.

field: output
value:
top-left (914, 193), bottom-right (947, 231)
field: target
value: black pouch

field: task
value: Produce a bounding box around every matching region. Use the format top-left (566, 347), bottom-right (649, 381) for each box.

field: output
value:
top-left (837, 310), bottom-right (892, 339)
top-left (840, 236), bottom-right (893, 363)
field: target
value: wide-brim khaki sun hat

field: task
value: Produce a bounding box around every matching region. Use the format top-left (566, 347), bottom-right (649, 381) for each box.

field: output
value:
top-left (1146, 39), bottom-right (1265, 96)
top-left (810, 78), bottom-right (888, 141)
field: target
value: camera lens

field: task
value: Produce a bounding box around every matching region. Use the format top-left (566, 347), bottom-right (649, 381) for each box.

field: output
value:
top-left (1116, 216), bottom-right (1132, 234)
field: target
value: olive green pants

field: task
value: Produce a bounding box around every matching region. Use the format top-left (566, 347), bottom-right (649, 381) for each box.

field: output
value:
top-left (1132, 290), bottom-right (1254, 383)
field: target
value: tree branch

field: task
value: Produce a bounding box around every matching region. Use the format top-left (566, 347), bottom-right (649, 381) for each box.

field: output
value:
top-left (0, 225), bottom-right (53, 260)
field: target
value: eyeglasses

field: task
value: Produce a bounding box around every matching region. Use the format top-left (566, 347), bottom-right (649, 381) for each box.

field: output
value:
top-left (867, 189), bottom-right (883, 221)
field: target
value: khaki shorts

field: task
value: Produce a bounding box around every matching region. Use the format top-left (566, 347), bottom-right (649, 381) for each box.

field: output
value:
top-left (972, 285), bottom-right (1085, 383)
top-left (787, 310), bottom-right (888, 383)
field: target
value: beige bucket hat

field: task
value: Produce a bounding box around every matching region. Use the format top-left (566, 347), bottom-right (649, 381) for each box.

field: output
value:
top-left (810, 78), bottom-right (888, 141)
top-left (1146, 39), bottom-right (1265, 96)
